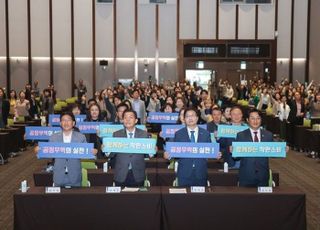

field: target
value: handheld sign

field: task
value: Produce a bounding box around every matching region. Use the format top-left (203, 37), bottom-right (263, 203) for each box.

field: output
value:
top-left (37, 142), bottom-right (95, 159)
top-left (102, 137), bottom-right (156, 155)
top-left (161, 124), bottom-right (207, 138)
top-left (49, 114), bottom-right (86, 126)
top-left (25, 126), bottom-right (61, 140)
top-left (147, 112), bottom-right (179, 124)
top-left (165, 142), bottom-right (220, 159)
top-left (217, 125), bottom-right (248, 138)
top-left (99, 124), bottom-right (146, 137)
top-left (76, 122), bottom-right (111, 134)
top-left (232, 142), bottom-right (286, 158)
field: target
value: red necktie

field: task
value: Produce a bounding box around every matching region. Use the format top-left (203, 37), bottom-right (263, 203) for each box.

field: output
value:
top-left (253, 131), bottom-right (259, 142)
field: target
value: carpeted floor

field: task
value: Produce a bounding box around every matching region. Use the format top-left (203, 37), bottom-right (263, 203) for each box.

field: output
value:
top-left (0, 147), bottom-right (319, 230)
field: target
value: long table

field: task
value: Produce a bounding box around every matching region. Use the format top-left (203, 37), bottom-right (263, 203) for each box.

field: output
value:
top-left (95, 158), bottom-right (223, 169)
top-left (14, 186), bottom-right (306, 230)
top-left (33, 168), bottom-right (279, 187)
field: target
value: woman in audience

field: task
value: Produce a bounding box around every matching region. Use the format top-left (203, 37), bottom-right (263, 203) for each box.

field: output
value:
top-left (95, 90), bottom-right (107, 120)
top-left (309, 92), bottom-right (320, 118)
top-left (0, 87), bottom-right (10, 128)
top-left (257, 88), bottom-right (271, 111)
top-left (278, 95), bottom-right (290, 140)
top-left (84, 103), bottom-right (105, 159)
top-left (15, 91), bottom-right (30, 120)
top-left (9, 90), bottom-right (17, 118)
top-left (165, 96), bottom-right (174, 105)
top-left (147, 91), bottom-right (161, 113)
top-left (174, 97), bottom-right (185, 113)
top-left (41, 89), bottom-right (54, 116)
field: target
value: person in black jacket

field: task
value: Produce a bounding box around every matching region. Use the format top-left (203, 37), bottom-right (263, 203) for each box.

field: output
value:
top-left (0, 87), bottom-right (10, 128)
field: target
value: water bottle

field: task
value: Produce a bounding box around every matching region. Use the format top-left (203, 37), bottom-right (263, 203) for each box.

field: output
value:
top-left (174, 161), bottom-right (178, 173)
top-left (103, 162), bottom-right (108, 173)
top-left (306, 111), bottom-right (311, 120)
top-left (223, 162), bottom-right (228, 173)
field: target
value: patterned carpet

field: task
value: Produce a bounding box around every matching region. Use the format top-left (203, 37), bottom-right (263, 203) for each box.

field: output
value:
top-left (0, 147), bottom-right (319, 230)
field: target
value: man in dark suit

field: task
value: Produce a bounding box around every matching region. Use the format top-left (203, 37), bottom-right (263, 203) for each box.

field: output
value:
top-left (219, 106), bottom-right (246, 168)
top-left (111, 109), bottom-right (149, 187)
top-left (165, 107), bottom-right (212, 187)
top-left (206, 107), bottom-right (223, 133)
top-left (235, 109), bottom-right (273, 187)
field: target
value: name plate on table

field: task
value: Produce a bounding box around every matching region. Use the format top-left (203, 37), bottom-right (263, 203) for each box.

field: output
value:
top-left (217, 125), bottom-right (248, 138)
top-left (25, 126), bottom-right (61, 140)
top-left (49, 114), bottom-right (86, 126)
top-left (169, 188), bottom-right (187, 194)
top-left (191, 186), bottom-right (205, 193)
top-left (38, 142), bottom-right (95, 159)
top-left (258, 187), bottom-right (273, 193)
top-left (165, 142), bottom-right (220, 159)
top-left (147, 112), bottom-right (179, 124)
top-left (45, 187), bottom-right (61, 193)
top-left (232, 142), bottom-right (286, 158)
top-left (161, 124), bottom-right (207, 138)
top-left (106, 186), bottom-right (121, 193)
top-left (99, 124), bottom-right (146, 137)
top-left (102, 138), bottom-right (156, 155)
top-left (77, 122), bottom-right (111, 134)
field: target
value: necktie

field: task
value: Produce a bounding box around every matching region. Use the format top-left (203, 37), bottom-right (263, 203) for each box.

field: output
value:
top-left (253, 131), bottom-right (259, 142)
top-left (190, 131), bottom-right (196, 143)
top-left (128, 132), bottom-right (133, 170)
top-left (190, 130), bottom-right (196, 168)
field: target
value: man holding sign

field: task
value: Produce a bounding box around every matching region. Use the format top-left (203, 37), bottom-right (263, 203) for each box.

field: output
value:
top-left (235, 109), bottom-right (273, 187)
top-left (111, 109), bottom-right (150, 187)
top-left (35, 112), bottom-right (96, 187)
top-left (164, 107), bottom-right (212, 187)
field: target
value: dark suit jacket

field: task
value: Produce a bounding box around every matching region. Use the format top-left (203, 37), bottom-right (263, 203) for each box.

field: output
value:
top-left (112, 128), bottom-right (149, 183)
top-left (219, 123), bottom-right (246, 167)
top-left (1, 99), bottom-right (10, 126)
top-left (173, 127), bottom-right (211, 182)
top-left (288, 99), bottom-right (305, 125)
top-left (235, 128), bottom-right (273, 187)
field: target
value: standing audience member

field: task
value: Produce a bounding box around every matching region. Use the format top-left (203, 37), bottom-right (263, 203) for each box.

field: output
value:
top-left (0, 88), bottom-right (10, 128)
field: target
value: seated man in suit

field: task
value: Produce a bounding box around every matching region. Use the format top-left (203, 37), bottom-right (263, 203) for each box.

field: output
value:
top-left (235, 109), bottom-right (273, 187)
top-left (164, 107), bottom-right (212, 187)
top-left (112, 109), bottom-right (149, 187)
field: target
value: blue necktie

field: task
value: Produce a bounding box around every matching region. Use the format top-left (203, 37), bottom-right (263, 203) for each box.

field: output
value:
top-left (128, 132), bottom-right (133, 170)
top-left (190, 131), bottom-right (195, 143)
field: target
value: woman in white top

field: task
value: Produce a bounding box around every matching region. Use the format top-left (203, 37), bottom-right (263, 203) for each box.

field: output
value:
top-left (278, 95), bottom-right (291, 140)
top-left (15, 91), bottom-right (30, 118)
top-left (257, 88), bottom-right (271, 111)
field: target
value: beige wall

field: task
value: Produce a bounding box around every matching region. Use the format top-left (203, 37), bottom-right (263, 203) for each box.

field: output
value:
top-left (0, 0), bottom-right (311, 98)
top-left (309, 0), bottom-right (320, 83)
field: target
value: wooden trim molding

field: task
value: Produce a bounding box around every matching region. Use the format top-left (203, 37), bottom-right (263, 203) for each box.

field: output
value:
top-left (305, 0), bottom-right (311, 82)
top-left (5, 0), bottom-right (10, 91)
top-left (49, 0), bottom-right (53, 85)
top-left (113, 0), bottom-right (117, 82)
top-left (255, 4), bottom-right (258, 40)
top-left (71, 0), bottom-right (75, 96)
top-left (92, 0), bottom-right (96, 97)
top-left (289, 0), bottom-right (295, 82)
top-left (27, 0), bottom-right (32, 84)
top-left (235, 4), bottom-right (239, 40)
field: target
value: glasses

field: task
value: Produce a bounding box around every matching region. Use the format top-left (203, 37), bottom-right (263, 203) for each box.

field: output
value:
top-left (185, 115), bottom-right (196, 118)
top-left (61, 119), bottom-right (73, 123)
